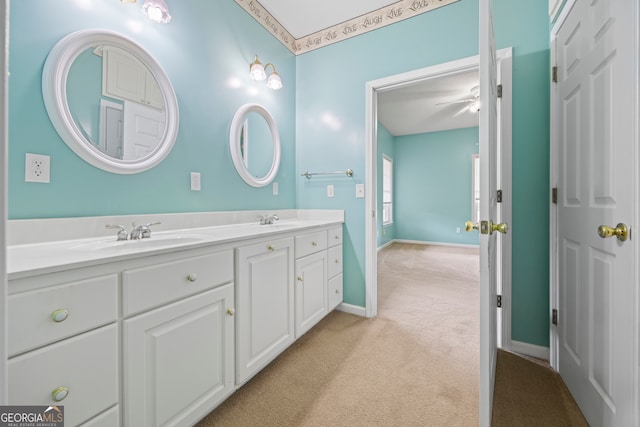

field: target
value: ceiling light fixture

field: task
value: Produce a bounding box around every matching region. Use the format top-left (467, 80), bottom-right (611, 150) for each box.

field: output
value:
top-left (121, 0), bottom-right (171, 24)
top-left (249, 54), bottom-right (283, 90)
top-left (142, 0), bottom-right (171, 23)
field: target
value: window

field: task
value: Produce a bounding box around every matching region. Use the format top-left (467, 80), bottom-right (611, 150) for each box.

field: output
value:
top-left (472, 154), bottom-right (480, 223)
top-left (382, 155), bottom-right (393, 225)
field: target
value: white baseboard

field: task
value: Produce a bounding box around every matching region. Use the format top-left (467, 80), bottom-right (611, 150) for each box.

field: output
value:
top-left (510, 340), bottom-right (550, 361)
top-left (392, 239), bottom-right (480, 250)
top-left (336, 303), bottom-right (366, 317)
top-left (377, 240), bottom-right (394, 251)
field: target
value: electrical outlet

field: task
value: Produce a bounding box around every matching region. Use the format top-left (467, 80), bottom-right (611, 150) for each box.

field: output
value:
top-left (25, 153), bottom-right (50, 183)
top-left (190, 172), bottom-right (201, 191)
top-left (327, 185), bottom-right (335, 198)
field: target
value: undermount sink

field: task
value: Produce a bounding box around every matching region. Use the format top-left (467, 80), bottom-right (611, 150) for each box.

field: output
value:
top-left (68, 234), bottom-right (207, 251)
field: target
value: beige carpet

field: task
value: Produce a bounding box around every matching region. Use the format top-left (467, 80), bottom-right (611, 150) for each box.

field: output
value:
top-left (197, 243), bottom-right (480, 426)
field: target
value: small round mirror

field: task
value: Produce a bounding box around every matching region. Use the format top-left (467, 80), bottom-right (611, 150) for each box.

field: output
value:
top-left (42, 29), bottom-right (179, 174)
top-left (229, 104), bottom-right (281, 187)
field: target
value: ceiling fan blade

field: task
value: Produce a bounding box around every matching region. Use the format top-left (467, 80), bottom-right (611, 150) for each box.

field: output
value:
top-left (435, 97), bottom-right (476, 106)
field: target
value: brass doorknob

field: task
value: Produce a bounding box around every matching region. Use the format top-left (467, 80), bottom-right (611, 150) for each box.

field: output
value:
top-left (465, 221), bottom-right (479, 232)
top-left (597, 223), bottom-right (629, 242)
top-left (491, 222), bottom-right (508, 234)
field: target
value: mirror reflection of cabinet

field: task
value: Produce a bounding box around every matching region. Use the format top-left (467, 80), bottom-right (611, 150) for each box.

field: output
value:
top-left (101, 46), bottom-right (164, 110)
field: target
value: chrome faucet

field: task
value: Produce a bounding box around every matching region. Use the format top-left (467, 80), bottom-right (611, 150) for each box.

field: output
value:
top-left (258, 214), bottom-right (279, 225)
top-left (106, 224), bottom-right (129, 241)
top-left (129, 222), bottom-right (161, 240)
top-left (105, 221), bottom-right (160, 241)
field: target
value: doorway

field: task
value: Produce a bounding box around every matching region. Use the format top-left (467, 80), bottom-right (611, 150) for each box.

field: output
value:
top-left (364, 50), bottom-right (513, 346)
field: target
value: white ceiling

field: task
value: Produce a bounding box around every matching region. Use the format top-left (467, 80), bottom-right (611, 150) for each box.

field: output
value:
top-left (378, 69), bottom-right (480, 136)
top-left (254, 0), bottom-right (478, 135)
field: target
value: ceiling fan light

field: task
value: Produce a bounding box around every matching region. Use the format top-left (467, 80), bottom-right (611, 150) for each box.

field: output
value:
top-left (468, 100), bottom-right (481, 112)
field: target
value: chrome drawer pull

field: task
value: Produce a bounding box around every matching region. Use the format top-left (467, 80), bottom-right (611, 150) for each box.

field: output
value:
top-left (226, 308), bottom-right (235, 316)
top-left (312, 241), bottom-right (318, 246)
top-left (51, 387), bottom-right (69, 402)
top-left (267, 245), bottom-right (274, 251)
top-left (51, 309), bottom-right (69, 323)
top-left (187, 273), bottom-right (198, 282)
top-left (335, 259), bottom-right (341, 264)
top-left (297, 276), bottom-right (303, 283)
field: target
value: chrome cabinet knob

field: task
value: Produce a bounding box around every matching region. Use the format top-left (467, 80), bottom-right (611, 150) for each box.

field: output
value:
top-left (226, 308), bottom-right (235, 316)
top-left (187, 273), bottom-right (198, 282)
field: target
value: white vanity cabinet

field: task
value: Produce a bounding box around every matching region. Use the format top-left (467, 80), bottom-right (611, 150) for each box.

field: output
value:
top-left (7, 274), bottom-right (119, 427)
top-left (122, 249), bottom-right (235, 427)
top-left (235, 236), bottom-right (295, 386)
top-left (327, 226), bottom-right (344, 310)
top-left (294, 230), bottom-right (328, 338)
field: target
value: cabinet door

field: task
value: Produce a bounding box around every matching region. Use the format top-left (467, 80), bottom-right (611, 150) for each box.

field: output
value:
top-left (295, 251), bottom-right (328, 338)
top-left (8, 325), bottom-right (118, 427)
top-left (103, 47), bottom-right (147, 104)
top-left (236, 237), bottom-right (294, 386)
top-left (124, 284), bottom-right (234, 427)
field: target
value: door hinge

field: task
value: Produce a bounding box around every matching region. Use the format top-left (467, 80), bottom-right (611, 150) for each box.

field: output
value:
top-left (552, 187), bottom-right (558, 204)
top-left (497, 189), bottom-right (503, 203)
top-left (497, 295), bottom-right (502, 308)
top-left (497, 84), bottom-right (503, 98)
top-left (552, 66), bottom-right (558, 83)
top-left (552, 309), bottom-right (558, 326)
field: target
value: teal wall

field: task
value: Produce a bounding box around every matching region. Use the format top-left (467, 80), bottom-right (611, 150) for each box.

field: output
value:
top-left (296, 0), bottom-right (550, 346)
top-left (9, 0), bottom-right (551, 348)
top-left (9, 0), bottom-right (296, 219)
top-left (377, 123), bottom-right (395, 247)
top-left (395, 127), bottom-right (479, 246)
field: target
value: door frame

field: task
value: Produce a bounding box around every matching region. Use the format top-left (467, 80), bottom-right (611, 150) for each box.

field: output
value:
top-left (364, 48), bottom-right (513, 348)
top-left (549, 2), bottom-right (640, 422)
top-left (0, 0), bottom-right (8, 404)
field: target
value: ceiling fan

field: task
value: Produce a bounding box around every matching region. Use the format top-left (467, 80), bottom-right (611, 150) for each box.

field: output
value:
top-left (436, 85), bottom-right (480, 112)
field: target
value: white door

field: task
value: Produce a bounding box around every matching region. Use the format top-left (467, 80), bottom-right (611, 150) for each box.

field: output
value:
top-left (555, 0), bottom-right (637, 425)
top-left (479, 0), bottom-right (501, 425)
top-left (122, 100), bottom-right (165, 160)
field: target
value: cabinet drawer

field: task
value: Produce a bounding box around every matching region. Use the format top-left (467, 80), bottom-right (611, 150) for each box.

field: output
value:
top-left (327, 245), bottom-right (343, 279)
top-left (328, 226), bottom-right (343, 247)
top-left (329, 274), bottom-right (343, 311)
top-left (8, 275), bottom-right (118, 356)
top-left (123, 250), bottom-right (233, 317)
top-left (8, 325), bottom-right (118, 427)
top-left (295, 230), bottom-right (327, 258)
top-left (79, 406), bottom-right (119, 427)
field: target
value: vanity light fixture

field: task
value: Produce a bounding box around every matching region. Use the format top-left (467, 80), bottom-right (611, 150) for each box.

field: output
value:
top-left (249, 54), bottom-right (283, 90)
top-left (121, 0), bottom-right (171, 24)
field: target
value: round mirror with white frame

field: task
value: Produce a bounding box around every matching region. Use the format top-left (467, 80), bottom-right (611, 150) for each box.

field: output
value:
top-left (229, 103), bottom-right (281, 187)
top-left (42, 29), bottom-right (179, 174)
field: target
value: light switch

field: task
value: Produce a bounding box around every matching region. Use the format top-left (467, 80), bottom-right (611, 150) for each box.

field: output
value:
top-left (273, 182), bottom-right (279, 195)
top-left (327, 185), bottom-right (335, 198)
top-left (190, 172), bottom-right (201, 191)
top-left (355, 183), bottom-right (365, 198)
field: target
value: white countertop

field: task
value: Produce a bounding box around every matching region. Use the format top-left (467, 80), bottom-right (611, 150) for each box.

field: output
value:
top-left (8, 210), bottom-right (344, 279)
